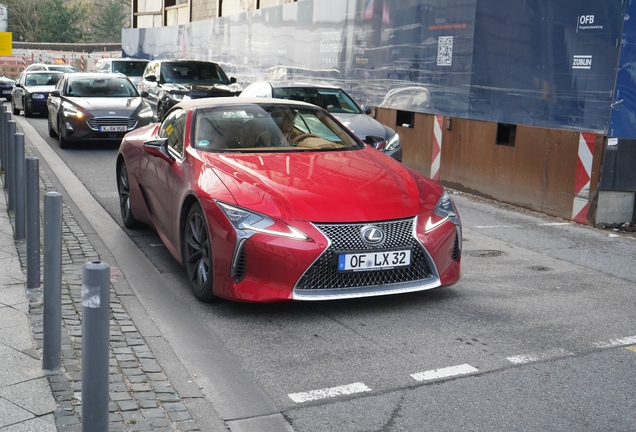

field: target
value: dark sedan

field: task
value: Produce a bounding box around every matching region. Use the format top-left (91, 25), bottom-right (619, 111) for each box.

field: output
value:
top-left (137, 60), bottom-right (241, 120)
top-left (240, 82), bottom-right (402, 161)
top-left (11, 71), bottom-right (63, 117)
top-left (0, 73), bottom-right (15, 101)
top-left (47, 73), bottom-right (155, 148)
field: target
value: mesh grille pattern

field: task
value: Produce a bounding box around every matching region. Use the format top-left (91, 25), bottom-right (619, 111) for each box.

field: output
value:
top-left (87, 117), bottom-right (137, 129)
top-left (235, 248), bottom-right (246, 283)
top-left (296, 219), bottom-right (433, 290)
top-left (453, 233), bottom-right (461, 262)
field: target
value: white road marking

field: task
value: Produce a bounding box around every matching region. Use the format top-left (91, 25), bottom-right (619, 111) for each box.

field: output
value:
top-left (594, 335), bottom-right (636, 349)
top-left (288, 382), bottom-right (371, 403)
top-left (506, 349), bottom-right (572, 364)
top-left (411, 364), bottom-right (478, 381)
top-left (506, 354), bottom-right (540, 364)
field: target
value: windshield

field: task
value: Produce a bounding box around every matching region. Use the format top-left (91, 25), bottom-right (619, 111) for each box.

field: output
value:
top-left (112, 60), bottom-right (148, 77)
top-left (25, 72), bottom-right (62, 86)
top-left (193, 104), bottom-right (362, 153)
top-left (49, 66), bottom-right (78, 73)
top-left (272, 87), bottom-right (363, 114)
top-left (161, 62), bottom-right (230, 85)
top-left (65, 77), bottom-right (139, 97)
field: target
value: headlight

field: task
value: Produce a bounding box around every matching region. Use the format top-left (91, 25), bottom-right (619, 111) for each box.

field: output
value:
top-left (62, 105), bottom-right (85, 119)
top-left (426, 189), bottom-right (461, 231)
top-left (167, 92), bottom-right (191, 101)
top-left (31, 93), bottom-right (46, 100)
top-left (217, 202), bottom-right (308, 240)
top-left (137, 105), bottom-right (154, 118)
top-left (385, 133), bottom-right (400, 152)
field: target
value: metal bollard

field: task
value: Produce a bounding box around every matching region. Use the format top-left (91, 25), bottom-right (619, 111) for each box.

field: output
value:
top-left (0, 106), bottom-right (6, 172)
top-left (26, 157), bottom-right (40, 288)
top-left (42, 192), bottom-right (62, 371)
top-left (14, 134), bottom-right (26, 240)
top-left (81, 261), bottom-right (110, 432)
top-left (6, 120), bottom-right (15, 204)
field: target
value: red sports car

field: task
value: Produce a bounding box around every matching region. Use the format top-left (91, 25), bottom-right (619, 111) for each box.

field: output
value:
top-left (116, 97), bottom-right (461, 303)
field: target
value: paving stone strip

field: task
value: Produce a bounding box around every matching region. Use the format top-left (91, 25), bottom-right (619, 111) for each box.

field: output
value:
top-left (15, 148), bottom-right (202, 431)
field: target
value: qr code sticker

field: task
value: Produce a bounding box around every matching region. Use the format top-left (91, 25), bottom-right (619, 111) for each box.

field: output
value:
top-left (437, 36), bottom-right (453, 66)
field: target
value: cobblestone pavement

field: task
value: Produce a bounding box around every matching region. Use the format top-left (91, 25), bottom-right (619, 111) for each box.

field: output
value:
top-left (16, 147), bottom-right (206, 431)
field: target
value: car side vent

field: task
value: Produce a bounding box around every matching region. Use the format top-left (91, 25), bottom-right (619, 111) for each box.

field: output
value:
top-left (234, 248), bottom-right (247, 283)
top-left (452, 234), bottom-right (461, 262)
top-left (138, 185), bottom-right (153, 216)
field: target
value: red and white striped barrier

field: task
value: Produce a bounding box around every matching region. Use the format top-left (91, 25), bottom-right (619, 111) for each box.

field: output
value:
top-left (572, 132), bottom-right (595, 224)
top-left (81, 56), bottom-right (85, 71)
top-left (431, 115), bottom-right (444, 181)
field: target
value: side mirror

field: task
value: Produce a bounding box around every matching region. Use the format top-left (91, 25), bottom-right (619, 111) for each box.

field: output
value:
top-left (144, 75), bottom-right (157, 83)
top-left (50, 89), bottom-right (61, 97)
top-left (229, 76), bottom-right (237, 84)
top-left (361, 104), bottom-right (372, 115)
top-left (140, 90), bottom-right (149, 98)
top-left (143, 138), bottom-right (174, 163)
top-left (15, 83), bottom-right (23, 88)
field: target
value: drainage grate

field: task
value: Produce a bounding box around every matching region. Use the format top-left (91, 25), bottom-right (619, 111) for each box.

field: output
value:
top-left (468, 250), bottom-right (504, 258)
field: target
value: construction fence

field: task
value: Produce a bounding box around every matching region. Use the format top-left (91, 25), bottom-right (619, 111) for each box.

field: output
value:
top-left (0, 49), bottom-right (122, 78)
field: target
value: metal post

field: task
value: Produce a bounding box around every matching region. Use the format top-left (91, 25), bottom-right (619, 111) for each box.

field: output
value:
top-left (6, 120), bottom-right (15, 204)
top-left (42, 192), bottom-right (62, 371)
top-left (0, 106), bottom-right (6, 172)
top-left (14, 134), bottom-right (26, 240)
top-left (26, 157), bottom-right (40, 288)
top-left (81, 261), bottom-right (110, 432)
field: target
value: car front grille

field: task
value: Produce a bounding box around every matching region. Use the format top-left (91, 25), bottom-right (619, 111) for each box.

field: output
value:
top-left (87, 117), bottom-right (137, 130)
top-left (295, 218), bottom-right (434, 291)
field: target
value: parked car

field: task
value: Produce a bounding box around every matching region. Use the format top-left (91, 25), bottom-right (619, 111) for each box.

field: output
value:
top-left (116, 97), bottom-right (462, 303)
top-left (0, 73), bottom-right (15, 101)
top-left (47, 72), bottom-right (155, 148)
top-left (137, 60), bottom-right (241, 121)
top-left (239, 81), bottom-right (403, 161)
top-left (93, 58), bottom-right (149, 87)
top-left (11, 71), bottom-right (63, 117)
top-left (24, 63), bottom-right (78, 73)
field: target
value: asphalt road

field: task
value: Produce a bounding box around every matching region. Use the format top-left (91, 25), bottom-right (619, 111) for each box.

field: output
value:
top-left (18, 110), bottom-right (636, 431)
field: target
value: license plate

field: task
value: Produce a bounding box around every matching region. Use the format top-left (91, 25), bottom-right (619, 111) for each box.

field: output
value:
top-left (2, 90), bottom-right (11, 94)
top-left (99, 125), bottom-right (127, 132)
top-left (338, 249), bottom-right (411, 272)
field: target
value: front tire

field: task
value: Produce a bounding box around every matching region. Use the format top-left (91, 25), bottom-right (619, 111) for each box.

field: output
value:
top-left (23, 98), bottom-right (32, 117)
top-left (183, 203), bottom-right (220, 302)
top-left (58, 119), bottom-right (68, 149)
top-left (117, 161), bottom-right (143, 229)
top-left (48, 117), bottom-right (57, 138)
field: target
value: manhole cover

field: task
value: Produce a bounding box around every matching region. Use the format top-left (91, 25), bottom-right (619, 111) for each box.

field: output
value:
top-left (530, 266), bottom-right (551, 271)
top-left (468, 250), bottom-right (504, 258)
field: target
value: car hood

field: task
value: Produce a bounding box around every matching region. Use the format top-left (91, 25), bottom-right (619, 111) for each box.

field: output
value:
top-left (27, 85), bottom-right (56, 92)
top-left (65, 97), bottom-right (146, 115)
top-left (331, 113), bottom-right (391, 140)
top-left (164, 82), bottom-right (240, 96)
top-left (206, 148), bottom-right (438, 223)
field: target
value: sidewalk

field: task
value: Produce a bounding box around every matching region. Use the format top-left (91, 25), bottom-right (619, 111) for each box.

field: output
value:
top-left (0, 121), bottom-right (223, 430)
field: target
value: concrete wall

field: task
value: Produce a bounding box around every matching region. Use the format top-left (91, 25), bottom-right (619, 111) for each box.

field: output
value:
top-left (376, 108), bottom-right (605, 225)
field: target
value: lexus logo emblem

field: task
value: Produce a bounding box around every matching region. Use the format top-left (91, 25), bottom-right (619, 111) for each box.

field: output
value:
top-left (109, 111), bottom-right (116, 115)
top-left (361, 225), bottom-right (385, 246)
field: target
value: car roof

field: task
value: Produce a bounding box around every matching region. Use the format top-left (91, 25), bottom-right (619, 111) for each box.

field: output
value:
top-left (173, 96), bottom-right (320, 112)
top-left (67, 72), bottom-right (132, 79)
top-left (23, 70), bottom-right (63, 75)
top-left (261, 81), bottom-right (341, 90)
top-left (152, 59), bottom-right (222, 65)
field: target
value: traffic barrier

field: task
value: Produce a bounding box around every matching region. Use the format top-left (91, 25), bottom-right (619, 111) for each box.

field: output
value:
top-left (43, 192), bottom-right (63, 372)
top-left (26, 157), bottom-right (40, 289)
top-left (81, 261), bottom-right (111, 432)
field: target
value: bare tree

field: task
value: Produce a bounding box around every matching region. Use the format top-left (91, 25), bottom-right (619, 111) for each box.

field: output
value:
top-left (4, 0), bottom-right (43, 42)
